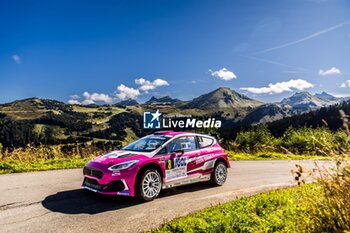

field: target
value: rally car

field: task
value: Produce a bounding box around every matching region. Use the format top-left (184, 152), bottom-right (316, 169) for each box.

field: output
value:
top-left (83, 131), bottom-right (230, 201)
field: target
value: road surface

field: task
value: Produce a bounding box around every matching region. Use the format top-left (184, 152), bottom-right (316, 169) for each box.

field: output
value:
top-left (0, 160), bottom-right (328, 233)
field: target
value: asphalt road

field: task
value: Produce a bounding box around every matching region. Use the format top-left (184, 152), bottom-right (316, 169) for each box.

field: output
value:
top-left (0, 160), bottom-right (329, 233)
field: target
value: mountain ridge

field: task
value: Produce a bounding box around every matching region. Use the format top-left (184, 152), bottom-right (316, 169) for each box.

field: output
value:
top-left (1, 87), bottom-right (349, 149)
top-left (1, 88), bottom-right (347, 125)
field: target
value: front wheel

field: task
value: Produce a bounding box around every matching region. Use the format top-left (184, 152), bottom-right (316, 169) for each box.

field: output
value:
top-left (137, 169), bottom-right (162, 202)
top-left (211, 161), bottom-right (227, 186)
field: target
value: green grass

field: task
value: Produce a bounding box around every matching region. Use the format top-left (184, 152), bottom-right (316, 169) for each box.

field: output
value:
top-left (0, 150), bottom-right (331, 174)
top-left (227, 151), bottom-right (331, 161)
top-left (153, 184), bottom-right (321, 233)
top-left (0, 157), bottom-right (92, 174)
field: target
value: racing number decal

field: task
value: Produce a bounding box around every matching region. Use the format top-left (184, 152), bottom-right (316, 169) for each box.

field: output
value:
top-left (167, 160), bottom-right (172, 169)
top-left (165, 157), bottom-right (188, 181)
top-left (175, 157), bottom-right (187, 167)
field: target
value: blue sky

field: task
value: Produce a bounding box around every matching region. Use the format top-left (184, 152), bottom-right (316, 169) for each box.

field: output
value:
top-left (1, 0), bottom-right (350, 104)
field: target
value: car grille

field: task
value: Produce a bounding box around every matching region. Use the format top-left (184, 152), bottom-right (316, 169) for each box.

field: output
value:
top-left (83, 167), bottom-right (103, 179)
top-left (83, 178), bottom-right (125, 192)
top-left (104, 181), bottom-right (125, 192)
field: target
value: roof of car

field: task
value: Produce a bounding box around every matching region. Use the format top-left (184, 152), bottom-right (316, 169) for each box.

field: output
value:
top-left (153, 130), bottom-right (212, 137)
top-left (153, 131), bottom-right (191, 137)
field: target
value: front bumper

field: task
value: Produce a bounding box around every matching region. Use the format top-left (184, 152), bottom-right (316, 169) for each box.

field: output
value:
top-left (82, 165), bottom-right (136, 196)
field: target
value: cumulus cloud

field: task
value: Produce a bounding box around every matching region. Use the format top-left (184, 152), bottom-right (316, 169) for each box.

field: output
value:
top-left (319, 67), bottom-right (341, 76)
top-left (240, 79), bottom-right (314, 94)
top-left (12, 54), bottom-right (21, 64)
top-left (135, 78), bottom-right (169, 92)
top-left (68, 99), bottom-right (81, 105)
top-left (340, 80), bottom-right (350, 88)
top-left (68, 92), bottom-right (112, 105)
top-left (83, 92), bottom-right (113, 103)
top-left (68, 77), bottom-right (169, 104)
top-left (116, 84), bottom-right (140, 100)
top-left (209, 68), bottom-right (237, 81)
top-left (81, 99), bottom-right (95, 105)
top-left (69, 94), bottom-right (80, 99)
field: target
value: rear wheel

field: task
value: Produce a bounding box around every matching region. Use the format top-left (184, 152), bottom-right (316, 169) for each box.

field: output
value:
top-left (137, 169), bottom-right (162, 202)
top-left (211, 161), bottom-right (227, 186)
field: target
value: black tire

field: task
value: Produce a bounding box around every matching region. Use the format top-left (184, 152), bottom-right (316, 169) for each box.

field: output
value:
top-left (137, 169), bottom-right (162, 202)
top-left (211, 161), bottom-right (227, 186)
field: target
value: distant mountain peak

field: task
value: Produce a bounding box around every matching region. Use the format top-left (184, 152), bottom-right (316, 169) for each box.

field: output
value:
top-left (145, 96), bottom-right (181, 105)
top-left (292, 91), bottom-right (312, 96)
top-left (314, 92), bottom-right (336, 101)
top-left (148, 96), bottom-right (158, 101)
top-left (115, 99), bottom-right (139, 106)
top-left (281, 91), bottom-right (331, 111)
top-left (186, 87), bottom-right (263, 111)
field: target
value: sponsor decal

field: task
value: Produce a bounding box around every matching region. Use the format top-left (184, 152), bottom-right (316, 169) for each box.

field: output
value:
top-left (165, 157), bottom-right (188, 181)
top-left (143, 109), bottom-right (222, 129)
top-left (112, 171), bottom-right (121, 176)
top-left (117, 191), bottom-right (130, 196)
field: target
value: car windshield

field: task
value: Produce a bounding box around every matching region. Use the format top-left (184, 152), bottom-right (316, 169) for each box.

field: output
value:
top-left (122, 135), bottom-right (170, 152)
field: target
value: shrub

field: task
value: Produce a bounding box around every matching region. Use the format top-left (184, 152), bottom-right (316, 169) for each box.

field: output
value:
top-left (224, 126), bottom-right (350, 156)
top-left (233, 125), bottom-right (278, 153)
top-left (280, 127), bottom-right (347, 155)
top-left (333, 130), bottom-right (350, 153)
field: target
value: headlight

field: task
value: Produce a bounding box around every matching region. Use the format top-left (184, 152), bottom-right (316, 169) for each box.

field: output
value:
top-left (108, 160), bottom-right (139, 171)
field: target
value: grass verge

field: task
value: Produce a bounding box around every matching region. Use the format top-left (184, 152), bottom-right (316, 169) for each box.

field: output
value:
top-left (0, 157), bottom-right (92, 174)
top-left (153, 184), bottom-right (322, 233)
top-left (227, 151), bottom-right (331, 161)
top-left (0, 150), bottom-right (331, 174)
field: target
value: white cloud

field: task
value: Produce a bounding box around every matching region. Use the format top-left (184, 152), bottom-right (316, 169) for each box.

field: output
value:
top-left (340, 80), bottom-right (350, 88)
top-left (240, 79), bottom-right (314, 94)
top-left (69, 94), bottom-right (80, 99)
top-left (81, 99), bottom-right (95, 105)
top-left (135, 78), bottom-right (169, 92)
top-left (83, 92), bottom-right (113, 103)
top-left (319, 67), bottom-right (341, 76)
top-left (116, 84), bottom-right (140, 100)
top-left (12, 54), bottom-right (21, 64)
top-left (332, 93), bottom-right (350, 98)
top-left (209, 68), bottom-right (237, 81)
top-left (68, 100), bottom-right (81, 105)
top-left (68, 77), bottom-right (169, 104)
top-left (68, 92), bottom-right (112, 105)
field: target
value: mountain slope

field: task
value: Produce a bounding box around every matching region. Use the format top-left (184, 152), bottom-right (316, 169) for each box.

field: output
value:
top-left (266, 100), bottom-right (350, 137)
top-left (240, 91), bottom-right (341, 125)
top-left (314, 92), bottom-right (337, 101)
top-left (1, 88), bottom-right (347, 149)
top-left (242, 103), bottom-right (294, 125)
top-left (115, 99), bottom-right (139, 106)
top-left (0, 98), bottom-right (73, 120)
top-left (281, 91), bottom-right (331, 111)
top-left (185, 87), bottom-right (262, 114)
top-left (145, 96), bottom-right (182, 105)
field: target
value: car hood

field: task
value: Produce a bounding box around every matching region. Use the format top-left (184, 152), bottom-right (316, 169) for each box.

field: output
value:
top-left (90, 150), bottom-right (151, 165)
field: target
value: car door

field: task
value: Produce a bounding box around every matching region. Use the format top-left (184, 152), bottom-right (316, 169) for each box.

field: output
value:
top-left (195, 136), bottom-right (216, 169)
top-left (162, 136), bottom-right (201, 182)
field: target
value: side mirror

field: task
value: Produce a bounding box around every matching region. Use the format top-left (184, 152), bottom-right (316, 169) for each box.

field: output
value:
top-left (172, 149), bottom-right (184, 156)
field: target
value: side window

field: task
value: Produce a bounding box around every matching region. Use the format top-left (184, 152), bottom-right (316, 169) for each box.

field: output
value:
top-left (156, 146), bottom-right (167, 155)
top-left (167, 136), bottom-right (197, 153)
top-left (198, 136), bottom-right (214, 148)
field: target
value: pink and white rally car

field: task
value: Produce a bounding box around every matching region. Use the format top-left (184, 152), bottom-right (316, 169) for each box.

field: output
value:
top-left (83, 131), bottom-right (230, 201)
